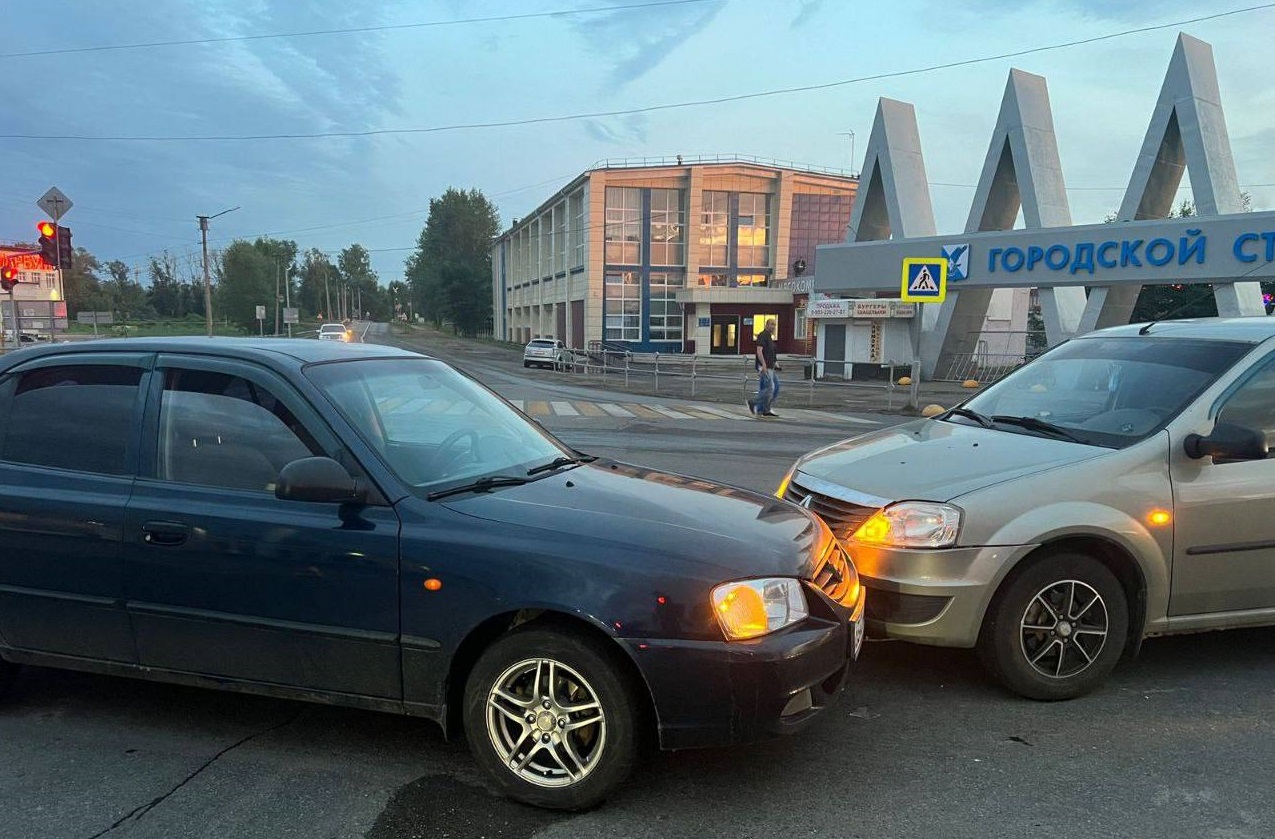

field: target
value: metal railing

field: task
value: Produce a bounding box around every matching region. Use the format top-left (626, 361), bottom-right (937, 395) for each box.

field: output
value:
top-left (589, 154), bottom-right (855, 178)
top-left (561, 346), bottom-right (920, 410)
top-left (935, 330), bottom-right (1047, 384)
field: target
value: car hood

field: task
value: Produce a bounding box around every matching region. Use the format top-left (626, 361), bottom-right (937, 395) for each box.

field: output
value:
top-left (796, 419), bottom-right (1110, 503)
top-left (439, 460), bottom-right (820, 580)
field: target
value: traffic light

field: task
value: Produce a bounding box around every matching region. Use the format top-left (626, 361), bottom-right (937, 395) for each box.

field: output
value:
top-left (0, 266), bottom-right (17, 292)
top-left (57, 226), bottom-right (73, 271)
top-left (37, 221), bottom-right (57, 267)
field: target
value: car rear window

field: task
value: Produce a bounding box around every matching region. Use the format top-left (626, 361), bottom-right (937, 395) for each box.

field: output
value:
top-left (529, 339), bottom-right (555, 347)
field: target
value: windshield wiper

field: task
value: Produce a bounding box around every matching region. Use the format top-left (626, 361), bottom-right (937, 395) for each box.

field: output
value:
top-left (427, 475), bottom-right (531, 501)
top-left (942, 406), bottom-right (994, 428)
top-left (990, 415), bottom-right (1087, 444)
top-left (526, 455), bottom-right (596, 476)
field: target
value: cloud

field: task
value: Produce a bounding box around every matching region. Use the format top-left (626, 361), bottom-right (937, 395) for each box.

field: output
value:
top-left (791, 0), bottom-right (824, 29)
top-left (571, 0), bottom-right (726, 88)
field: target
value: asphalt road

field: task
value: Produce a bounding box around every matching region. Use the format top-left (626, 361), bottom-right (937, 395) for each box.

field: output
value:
top-left (2, 326), bottom-right (1273, 839)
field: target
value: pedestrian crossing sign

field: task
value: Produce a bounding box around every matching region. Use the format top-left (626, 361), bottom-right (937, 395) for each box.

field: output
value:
top-left (901, 257), bottom-right (947, 302)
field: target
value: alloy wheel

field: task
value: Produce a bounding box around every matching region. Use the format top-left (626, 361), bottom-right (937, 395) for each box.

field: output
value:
top-left (485, 657), bottom-right (607, 788)
top-left (1019, 579), bottom-right (1109, 679)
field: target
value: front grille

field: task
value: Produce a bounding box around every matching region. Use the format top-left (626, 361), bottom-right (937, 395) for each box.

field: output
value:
top-left (785, 479), bottom-right (878, 540)
top-left (811, 540), bottom-right (857, 605)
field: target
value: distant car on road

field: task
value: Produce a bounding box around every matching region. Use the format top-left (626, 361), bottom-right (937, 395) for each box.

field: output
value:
top-left (523, 337), bottom-right (567, 369)
top-left (318, 323), bottom-right (351, 342)
top-left (781, 317), bottom-right (1275, 701)
top-left (0, 337), bottom-right (864, 810)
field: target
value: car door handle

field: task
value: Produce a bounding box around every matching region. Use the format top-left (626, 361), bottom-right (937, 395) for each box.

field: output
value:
top-left (141, 520), bottom-right (191, 547)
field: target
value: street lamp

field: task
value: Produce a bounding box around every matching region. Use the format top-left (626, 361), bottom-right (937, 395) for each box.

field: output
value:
top-left (197, 206), bottom-right (240, 337)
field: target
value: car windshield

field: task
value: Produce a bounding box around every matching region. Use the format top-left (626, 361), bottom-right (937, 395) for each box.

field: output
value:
top-left (305, 357), bottom-right (570, 495)
top-left (951, 336), bottom-right (1254, 448)
top-left (320, 324), bottom-right (344, 333)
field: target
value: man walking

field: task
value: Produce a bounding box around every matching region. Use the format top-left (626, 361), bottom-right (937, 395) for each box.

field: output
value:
top-left (747, 319), bottom-right (781, 417)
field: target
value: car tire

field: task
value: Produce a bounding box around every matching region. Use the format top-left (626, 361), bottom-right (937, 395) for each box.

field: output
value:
top-left (463, 627), bottom-right (640, 810)
top-left (977, 552), bottom-right (1128, 701)
top-left (523, 361), bottom-right (531, 368)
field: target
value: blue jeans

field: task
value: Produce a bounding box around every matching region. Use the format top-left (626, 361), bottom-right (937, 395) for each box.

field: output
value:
top-left (754, 369), bottom-right (780, 413)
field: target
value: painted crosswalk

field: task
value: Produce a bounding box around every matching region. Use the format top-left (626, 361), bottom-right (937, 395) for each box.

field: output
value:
top-left (506, 398), bottom-right (882, 425)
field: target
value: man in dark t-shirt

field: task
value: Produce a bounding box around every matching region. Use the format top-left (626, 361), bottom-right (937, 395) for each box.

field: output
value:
top-left (747, 319), bottom-right (781, 417)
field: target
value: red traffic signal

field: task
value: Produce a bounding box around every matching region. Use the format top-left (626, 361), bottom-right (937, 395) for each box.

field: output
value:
top-left (37, 220), bottom-right (57, 267)
top-left (0, 265), bottom-right (17, 292)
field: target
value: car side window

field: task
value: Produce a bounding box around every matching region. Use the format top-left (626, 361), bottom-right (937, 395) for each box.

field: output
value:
top-left (158, 369), bottom-right (324, 492)
top-left (1215, 356), bottom-right (1275, 459)
top-left (0, 364), bottom-right (142, 476)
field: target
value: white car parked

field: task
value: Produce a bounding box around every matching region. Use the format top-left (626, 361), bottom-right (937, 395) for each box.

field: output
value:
top-left (523, 338), bottom-right (568, 370)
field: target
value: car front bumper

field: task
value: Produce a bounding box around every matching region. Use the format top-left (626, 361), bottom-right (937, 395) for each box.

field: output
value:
top-left (623, 590), bottom-right (864, 751)
top-left (846, 541), bottom-right (1037, 648)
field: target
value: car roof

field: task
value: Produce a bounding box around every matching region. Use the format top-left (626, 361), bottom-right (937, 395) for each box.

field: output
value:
top-left (1083, 316), bottom-right (1275, 343)
top-left (1, 336), bottom-right (431, 368)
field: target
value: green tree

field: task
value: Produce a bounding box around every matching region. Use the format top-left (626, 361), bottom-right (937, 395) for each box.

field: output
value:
top-left (406, 188), bottom-right (501, 335)
top-left (213, 237), bottom-right (298, 331)
top-left (62, 248), bottom-right (106, 316)
top-left (298, 249), bottom-right (338, 320)
top-left (338, 243), bottom-right (386, 321)
top-left (99, 260), bottom-right (154, 321)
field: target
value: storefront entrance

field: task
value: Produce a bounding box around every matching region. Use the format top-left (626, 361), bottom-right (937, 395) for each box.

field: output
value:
top-left (710, 316), bottom-right (739, 354)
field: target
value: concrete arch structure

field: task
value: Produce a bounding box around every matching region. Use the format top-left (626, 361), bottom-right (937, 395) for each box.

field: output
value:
top-left (814, 33), bottom-right (1272, 380)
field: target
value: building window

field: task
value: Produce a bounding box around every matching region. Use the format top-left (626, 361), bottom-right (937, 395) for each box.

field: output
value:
top-left (605, 187), bottom-right (642, 265)
top-left (649, 189), bottom-right (685, 266)
top-left (735, 273), bottom-right (768, 287)
top-left (570, 190), bottom-right (585, 268)
top-left (700, 191), bottom-right (729, 268)
top-left (648, 271), bottom-right (685, 342)
top-left (697, 272), bottom-right (728, 287)
top-left (554, 201), bottom-right (567, 274)
top-left (794, 306), bottom-right (807, 340)
top-left (736, 193), bottom-right (770, 269)
top-left (604, 271), bottom-right (641, 341)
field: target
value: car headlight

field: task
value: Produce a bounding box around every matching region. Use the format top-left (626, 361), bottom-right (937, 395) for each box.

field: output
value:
top-left (853, 501), bottom-right (961, 548)
top-left (710, 578), bottom-right (808, 641)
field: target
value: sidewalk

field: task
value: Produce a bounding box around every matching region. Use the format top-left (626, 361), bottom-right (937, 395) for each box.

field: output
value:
top-left (391, 325), bottom-right (978, 416)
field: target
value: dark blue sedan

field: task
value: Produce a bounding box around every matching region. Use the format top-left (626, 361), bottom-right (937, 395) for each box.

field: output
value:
top-left (0, 338), bottom-right (865, 809)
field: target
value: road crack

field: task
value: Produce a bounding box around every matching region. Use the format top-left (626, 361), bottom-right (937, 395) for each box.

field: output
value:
top-left (84, 709), bottom-right (304, 839)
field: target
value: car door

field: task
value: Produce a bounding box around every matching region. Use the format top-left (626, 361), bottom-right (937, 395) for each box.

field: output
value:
top-left (0, 353), bottom-right (150, 662)
top-left (1170, 352), bottom-right (1275, 616)
top-left (122, 354), bottom-right (402, 698)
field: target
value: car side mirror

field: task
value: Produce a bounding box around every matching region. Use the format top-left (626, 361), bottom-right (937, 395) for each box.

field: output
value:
top-left (1183, 420), bottom-right (1269, 462)
top-left (276, 456), bottom-right (367, 504)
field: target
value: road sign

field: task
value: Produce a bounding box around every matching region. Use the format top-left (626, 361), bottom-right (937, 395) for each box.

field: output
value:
top-left (76, 311), bottom-right (114, 325)
top-left (283, 307), bottom-right (299, 325)
top-left (901, 257), bottom-right (947, 303)
top-left (255, 305), bottom-right (267, 321)
top-left (37, 187), bottom-right (73, 221)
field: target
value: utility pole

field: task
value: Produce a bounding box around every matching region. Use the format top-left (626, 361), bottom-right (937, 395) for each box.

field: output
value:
top-left (836, 130), bottom-right (857, 175)
top-left (197, 206), bottom-right (240, 337)
top-left (274, 259), bottom-right (282, 336)
top-left (323, 261), bottom-right (332, 321)
top-left (285, 264), bottom-right (293, 338)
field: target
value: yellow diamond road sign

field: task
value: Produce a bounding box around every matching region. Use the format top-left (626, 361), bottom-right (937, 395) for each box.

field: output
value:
top-left (901, 257), bottom-right (947, 302)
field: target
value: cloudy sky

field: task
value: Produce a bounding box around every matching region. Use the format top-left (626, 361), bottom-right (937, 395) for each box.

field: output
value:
top-left (1, 0), bottom-right (1273, 284)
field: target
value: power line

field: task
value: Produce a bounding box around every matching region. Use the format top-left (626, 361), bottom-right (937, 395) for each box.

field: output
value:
top-left (3, 4), bottom-right (1272, 143)
top-left (0, 0), bottom-right (719, 60)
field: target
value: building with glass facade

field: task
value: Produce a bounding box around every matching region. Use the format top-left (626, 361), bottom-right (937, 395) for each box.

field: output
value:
top-left (491, 157), bottom-right (857, 356)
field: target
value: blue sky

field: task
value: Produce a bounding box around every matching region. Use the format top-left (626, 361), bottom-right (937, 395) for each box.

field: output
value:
top-left (1, 0), bottom-right (1272, 284)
